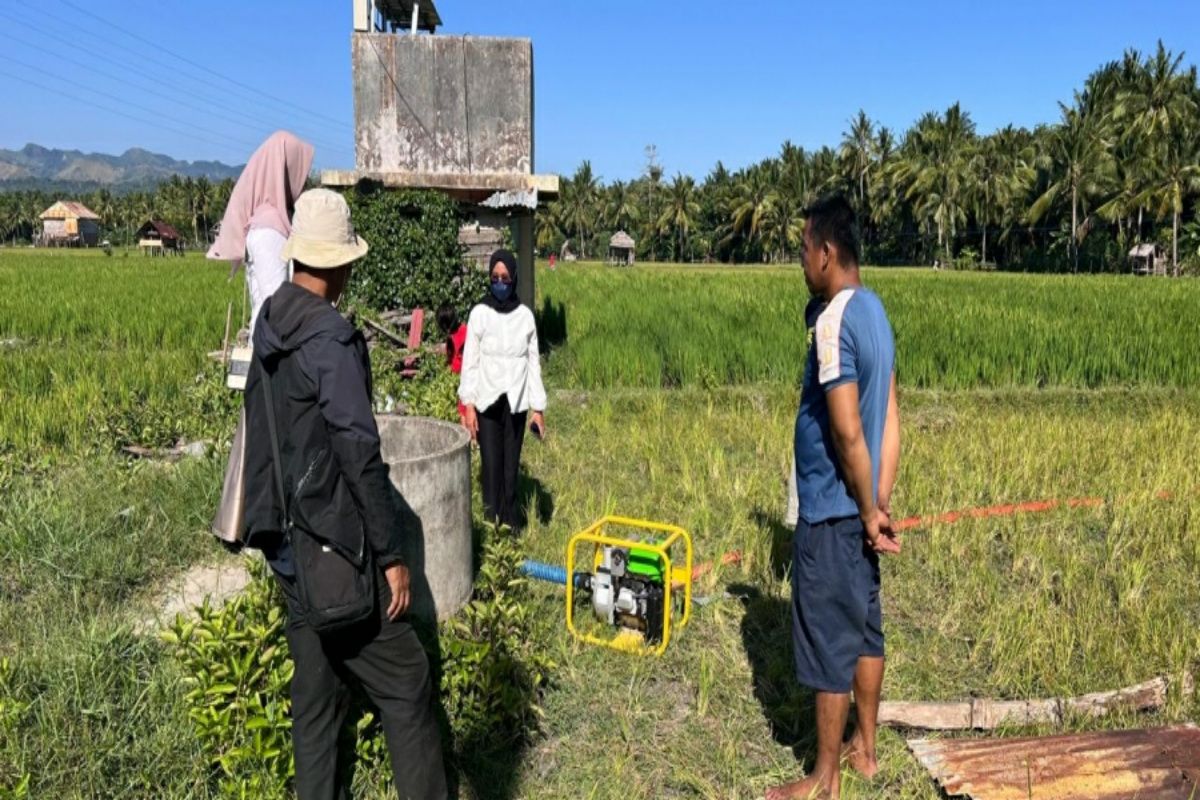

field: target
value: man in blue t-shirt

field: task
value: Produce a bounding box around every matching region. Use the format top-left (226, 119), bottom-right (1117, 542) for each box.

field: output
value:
top-left (767, 195), bottom-right (900, 800)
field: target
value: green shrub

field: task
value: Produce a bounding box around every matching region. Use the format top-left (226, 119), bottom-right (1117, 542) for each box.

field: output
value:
top-left (161, 565), bottom-right (295, 798)
top-left (343, 186), bottom-right (487, 321)
top-left (439, 527), bottom-right (556, 747)
top-left (954, 246), bottom-right (980, 270)
top-left (165, 527), bottom-right (553, 793)
top-left (372, 349), bottom-right (462, 422)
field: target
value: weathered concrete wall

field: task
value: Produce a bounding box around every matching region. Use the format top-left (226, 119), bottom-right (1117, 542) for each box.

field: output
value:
top-left (376, 415), bottom-right (473, 622)
top-left (353, 34), bottom-right (533, 175)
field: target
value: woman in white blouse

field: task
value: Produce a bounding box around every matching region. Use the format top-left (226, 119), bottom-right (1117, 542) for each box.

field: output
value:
top-left (459, 250), bottom-right (547, 529)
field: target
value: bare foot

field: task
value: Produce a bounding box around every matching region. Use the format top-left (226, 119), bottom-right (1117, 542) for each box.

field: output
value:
top-left (764, 773), bottom-right (837, 800)
top-left (841, 733), bottom-right (879, 779)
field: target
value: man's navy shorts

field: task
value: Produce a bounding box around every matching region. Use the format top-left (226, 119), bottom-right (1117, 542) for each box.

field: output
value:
top-left (791, 515), bottom-right (884, 693)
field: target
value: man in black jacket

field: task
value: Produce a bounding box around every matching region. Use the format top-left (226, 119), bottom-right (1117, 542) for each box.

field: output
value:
top-left (242, 188), bottom-right (446, 799)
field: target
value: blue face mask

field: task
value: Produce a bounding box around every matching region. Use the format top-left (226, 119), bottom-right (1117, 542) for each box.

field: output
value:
top-left (491, 280), bottom-right (513, 301)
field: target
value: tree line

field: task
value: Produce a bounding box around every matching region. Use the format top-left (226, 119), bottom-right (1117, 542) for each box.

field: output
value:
top-left (0, 174), bottom-right (234, 249)
top-left (538, 43), bottom-right (1200, 274)
top-left (3, 44), bottom-right (1196, 273)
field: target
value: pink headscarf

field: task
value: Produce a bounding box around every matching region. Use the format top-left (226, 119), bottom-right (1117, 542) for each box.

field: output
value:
top-left (206, 130), bottom-right (314, 268)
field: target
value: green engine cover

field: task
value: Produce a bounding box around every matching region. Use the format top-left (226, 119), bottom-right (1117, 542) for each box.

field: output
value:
top-left (625, 545), bottom-right (666, 583)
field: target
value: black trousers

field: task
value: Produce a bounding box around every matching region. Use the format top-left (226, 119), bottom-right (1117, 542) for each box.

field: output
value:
top-left (276, 571), bottom-right (448, 800)
top-left (477, 396), bottom-right (527, 528)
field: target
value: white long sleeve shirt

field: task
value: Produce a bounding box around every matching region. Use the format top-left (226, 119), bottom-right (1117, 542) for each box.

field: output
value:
top-left (245, 226), bottom-right (288, 335)
top-left (458, 303), bottom-right (547, 414)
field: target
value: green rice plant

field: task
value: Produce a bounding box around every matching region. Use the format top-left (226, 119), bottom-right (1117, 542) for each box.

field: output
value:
top-left (539, 263), bottom-right (1200, 390)
top-left (513, 386), bottom-right (1200, 799)
top-left (0, 250), bottom-right (239, 463)
top-left (5, 250), bottom-right (1200, 798)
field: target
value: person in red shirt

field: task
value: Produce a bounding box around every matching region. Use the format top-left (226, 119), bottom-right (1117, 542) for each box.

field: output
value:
top-left (437, 305), bottom-right (468, 421)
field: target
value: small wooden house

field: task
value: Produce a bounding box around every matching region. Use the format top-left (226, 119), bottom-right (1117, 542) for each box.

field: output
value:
top-left (39, 201), bottom-right (100, 247)
top-left (608, 230), bottom-right (635, 266)
top-left (137, 220), bottom-right (183, 256)
top-left (459, 220), bottom-right (506, 270)
top-left (1129, 243), bottom-right (1165, 276)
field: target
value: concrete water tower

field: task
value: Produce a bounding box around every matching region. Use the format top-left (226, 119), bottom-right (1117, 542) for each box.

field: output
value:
top-left (323, 0), bottom-right (559, 308)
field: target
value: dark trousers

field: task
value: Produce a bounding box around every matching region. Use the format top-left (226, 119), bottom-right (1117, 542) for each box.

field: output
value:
top-left (477, 396), bottom-right (527, 528)
top-left (276, 572), bottom-right (448, 800)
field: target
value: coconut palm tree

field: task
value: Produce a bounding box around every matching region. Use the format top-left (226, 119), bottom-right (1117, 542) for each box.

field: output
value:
top-left (1097, 132), bottom-right (1149, 249)
top-left (1117, 42), bottom-right (1195, 145)
top-left (761, 189), bottom-right (803, 263)
top-left (840, 110), bottom-right (875, 210)
top-left (0, 196), bottom-right (17, 245)
top-left (779, 143), bottom-right (816, 211)
top-left (193, 176), bottom-right (214, 245)
top-left (1140, 122), bottom-right (1200, 275)
top-left (971, 127), bottom-right (1035, 265)
top-left (726, 164), bottom-right (773, 259)
top-left (1114, 42), bottom-right (1199, 274)
top-left (657, 173), bottom-right (700, 262)
top-left (1029, 99), bottom-right (1111, 272)
top-left (21, 195), bottom-right (44, 245)
top-left (891, 105), bottom-right (977, 265)
top-left (605, 179), bottom-right (640, 234)
top-left (700, 161), bottom-right (735, 261)
top-left (560, 161), bottom-right (601, 258)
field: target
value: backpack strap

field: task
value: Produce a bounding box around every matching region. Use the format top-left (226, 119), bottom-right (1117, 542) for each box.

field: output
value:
top-left (259, 362), bottom-right (290, 529)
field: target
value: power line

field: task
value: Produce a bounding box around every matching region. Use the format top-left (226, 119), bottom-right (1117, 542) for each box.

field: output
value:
top-left (0, 9), bottom-right (353, 154)
top-left (0, 53), bottom-right (263, 152)
top-left (57, 0), bottom-right (355, 133)
top-left (0, 29), bottom-right (348, 156)
top-left (0, 66), bottom-right (259, 157)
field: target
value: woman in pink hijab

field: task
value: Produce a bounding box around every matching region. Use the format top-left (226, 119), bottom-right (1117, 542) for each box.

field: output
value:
top-left (208, 130), bottom-right (314, 333)
top-left (210, 131), bottom-right (313, 545)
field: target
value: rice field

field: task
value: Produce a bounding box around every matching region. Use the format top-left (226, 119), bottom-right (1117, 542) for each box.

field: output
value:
top-left (0, 250), bottom-right (238, 462)
top-left (2, 250), bottom-right (1198, 798)
top-left (539, 263), bottom-right (1200, 389)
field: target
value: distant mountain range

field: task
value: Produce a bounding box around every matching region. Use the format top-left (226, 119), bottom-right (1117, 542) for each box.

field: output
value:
top-left (0, 144), bottom-right (243, 191)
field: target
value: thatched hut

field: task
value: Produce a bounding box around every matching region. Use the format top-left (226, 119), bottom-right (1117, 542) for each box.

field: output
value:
top-left (608, 230), bottom-right (635, 266)
top-left (39, 201), bottom-right (100, 246)
top-left (1129, 243), bottom-right (1165, 276)
top-left (137, 221), bottom-right (183, 256)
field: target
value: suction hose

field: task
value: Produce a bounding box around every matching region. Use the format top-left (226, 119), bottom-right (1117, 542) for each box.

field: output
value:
top-left (520, 559), bottom-right (590, 588)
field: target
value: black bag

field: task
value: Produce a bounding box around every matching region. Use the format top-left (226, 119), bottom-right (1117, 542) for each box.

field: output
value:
top-left (261, 362), bottom-right (376, 634)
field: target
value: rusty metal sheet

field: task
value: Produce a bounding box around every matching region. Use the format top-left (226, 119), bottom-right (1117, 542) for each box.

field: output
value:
top-left (909, 725), bottom-right (1200, 799)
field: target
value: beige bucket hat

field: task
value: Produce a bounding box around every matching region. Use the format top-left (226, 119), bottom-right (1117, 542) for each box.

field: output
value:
top-left (279, 188), bottom-right (369, 268)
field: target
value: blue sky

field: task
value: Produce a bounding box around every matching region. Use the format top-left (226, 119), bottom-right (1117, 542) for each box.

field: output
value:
top-left (0, 1), bottom-right (1197, 181)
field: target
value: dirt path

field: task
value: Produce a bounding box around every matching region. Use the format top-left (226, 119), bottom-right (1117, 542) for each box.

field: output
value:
top-left (133, 555), bottom-right (255, 633)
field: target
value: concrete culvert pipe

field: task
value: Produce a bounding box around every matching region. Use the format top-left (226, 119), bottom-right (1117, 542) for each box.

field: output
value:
top-left (376, 415), bottom-right (472, 622)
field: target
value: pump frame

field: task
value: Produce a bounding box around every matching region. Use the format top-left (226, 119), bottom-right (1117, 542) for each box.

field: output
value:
top-left (565, 515), bottom-right (693, 656)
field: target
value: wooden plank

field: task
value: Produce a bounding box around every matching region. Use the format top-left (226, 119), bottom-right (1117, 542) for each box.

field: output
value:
top-left (362, 316), bottom-right (407, 348)
top-left (879, 674), bottom-right (1187, 730)
top-left (878, 701), bottom-right (973, 730)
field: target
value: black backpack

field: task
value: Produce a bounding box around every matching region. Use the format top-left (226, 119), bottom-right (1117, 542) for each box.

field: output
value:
top-left (260, 360), bottom-right (376, 634)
